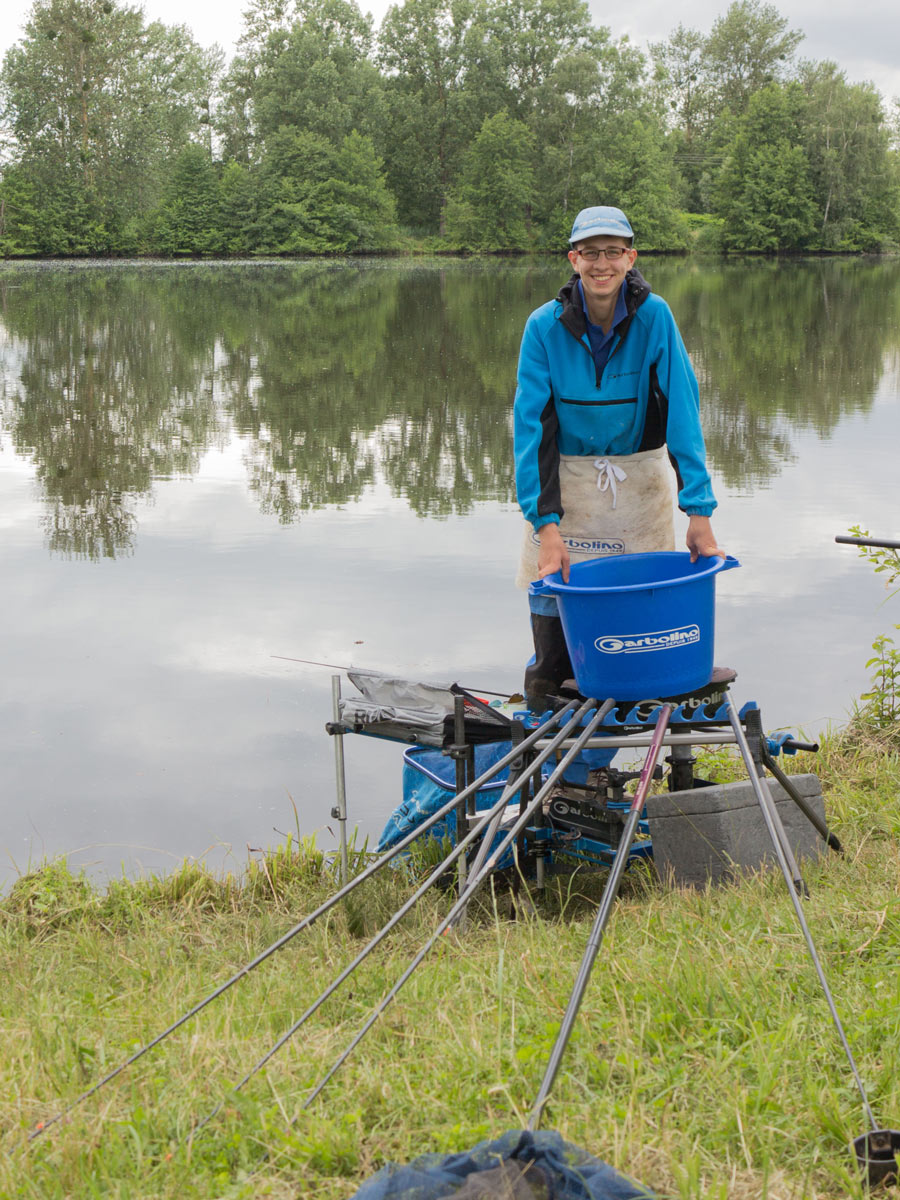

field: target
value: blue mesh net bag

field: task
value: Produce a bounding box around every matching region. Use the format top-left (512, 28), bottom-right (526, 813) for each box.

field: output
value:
top-left (377, 741), bottom-right (514, 854)
top-left (349, 1129), bottom-right (654, 1199)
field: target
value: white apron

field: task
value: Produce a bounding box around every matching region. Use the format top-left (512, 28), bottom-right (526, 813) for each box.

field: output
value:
top-left (515, 446), bottom-right (676, 590)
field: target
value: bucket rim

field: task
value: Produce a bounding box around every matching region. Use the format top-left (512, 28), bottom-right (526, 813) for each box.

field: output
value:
top-left (532, 551), bottom-right (740, 596)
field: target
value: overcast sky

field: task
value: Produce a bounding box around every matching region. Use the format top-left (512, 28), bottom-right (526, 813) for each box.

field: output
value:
top-left (2, 0), bottom-right (899, 104)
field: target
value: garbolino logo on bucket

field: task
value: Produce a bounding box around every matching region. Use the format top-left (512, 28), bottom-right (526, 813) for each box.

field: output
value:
top-left (595, 625), bottom-right (702, 655)
top-left (529, 532), bottom-right (625, 555)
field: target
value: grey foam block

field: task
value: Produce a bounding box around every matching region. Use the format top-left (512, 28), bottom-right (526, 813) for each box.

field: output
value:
top-left (645, 773), bottom-right (826, 887)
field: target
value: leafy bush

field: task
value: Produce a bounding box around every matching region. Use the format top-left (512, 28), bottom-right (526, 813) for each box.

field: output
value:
top-left (846, 526), bottom-right (900, 738)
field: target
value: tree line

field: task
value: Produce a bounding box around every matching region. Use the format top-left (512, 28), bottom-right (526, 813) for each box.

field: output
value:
top-left (1, 0), bottom-right (898, 257)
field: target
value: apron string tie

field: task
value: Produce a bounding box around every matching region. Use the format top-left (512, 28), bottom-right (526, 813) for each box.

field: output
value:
top-left (594, 458), bottom-right (628, 509)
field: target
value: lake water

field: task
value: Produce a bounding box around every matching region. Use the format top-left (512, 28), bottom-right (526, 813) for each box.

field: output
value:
top-left (2, 256), bottom-right (899, 889)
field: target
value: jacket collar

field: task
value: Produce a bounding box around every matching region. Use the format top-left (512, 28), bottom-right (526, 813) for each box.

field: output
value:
top-left (556, 267), bottom-right (651, 342)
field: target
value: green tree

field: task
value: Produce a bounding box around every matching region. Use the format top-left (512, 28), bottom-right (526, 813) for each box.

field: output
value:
top-left (650, 24), bottom-right (719, 211)
top-left (527, 34), bottom-right (680, 246)
top-left (582, 116), bottom-right (689, 250)
top-left (218, 0), bottom-right (378, 164)
top-left (255, 126), bottom-right (397, 252)
top-left (717, 138), bottom-right (816, 251)
top-left (217, 54), bottom-right (257, 165)
top-left (703, 0), bottom-right (802, 117)
top-left (217, 160), bottom-right (260, 254)
top-left (715, 84), bottom-right (816, 251)
top-left (799, 61), bottom-right (900, 250)
top-left (0, 166), bottom-right (41, 255)
top-left (651, 24), bottom-right (709, 141)
top-left (445, 110), bottom-right (535, 249)
top-left (256, 0), bottom-right (379, 144)
top-left (150, 143), bottom-right (223, 255)
top-left (483, 0), bottom-right (607, 105)
top-left (652, 2), bottom-right (804, 216)
top-left (376, 0), bottom-right (485, 232)
top-left (1, 0), bottom-right (217, 254)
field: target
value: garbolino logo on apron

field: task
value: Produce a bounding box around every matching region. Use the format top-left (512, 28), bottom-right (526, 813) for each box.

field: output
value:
top-left (595, 625), bottom-right (701, 655)
top-left (529, 532), bottom-right (625, 555)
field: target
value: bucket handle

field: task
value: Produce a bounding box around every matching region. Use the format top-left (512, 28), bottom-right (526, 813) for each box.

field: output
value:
top-left (715, 554), bottom-right (741, 573)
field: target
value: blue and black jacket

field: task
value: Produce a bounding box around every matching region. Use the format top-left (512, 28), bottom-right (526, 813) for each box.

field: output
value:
top-left (514, 269), bottom-right (717, 530)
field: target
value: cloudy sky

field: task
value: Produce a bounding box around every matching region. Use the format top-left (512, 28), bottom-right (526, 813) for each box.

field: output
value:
top-left (2, 0), bottom-right (899, 103)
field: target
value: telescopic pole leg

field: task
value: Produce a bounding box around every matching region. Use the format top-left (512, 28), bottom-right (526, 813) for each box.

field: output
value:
top-left (740, 706), bottom-right (807, 896)
top-left (725, 695), bottom-right (880, 1135)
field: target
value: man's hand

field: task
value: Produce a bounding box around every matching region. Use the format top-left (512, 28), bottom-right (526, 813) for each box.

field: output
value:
top-left (537, 523), bottom-right (570, 582)
top-left (686, 515), bottom-right (724, 563)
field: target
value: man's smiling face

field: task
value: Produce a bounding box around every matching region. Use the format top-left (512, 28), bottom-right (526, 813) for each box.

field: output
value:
top-left (567, 236), bottom-right (637, 310)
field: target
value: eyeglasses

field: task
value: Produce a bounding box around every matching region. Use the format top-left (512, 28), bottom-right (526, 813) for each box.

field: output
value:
top-left (576, 247), bottom-right (630, 262)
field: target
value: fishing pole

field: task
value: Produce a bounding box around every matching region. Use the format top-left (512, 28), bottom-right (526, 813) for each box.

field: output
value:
top-left (23, 701), bottom-right (576, 1146)
top-left (270, 655), bottom-right (521, 699)
top-left (284, 699), bottom-right (615, 1122)
top-left (187, 704), bottom-right (589, 1141)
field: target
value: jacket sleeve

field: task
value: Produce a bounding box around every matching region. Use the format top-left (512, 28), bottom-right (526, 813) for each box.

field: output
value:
top-left (514, 312), bottom-right (562, 529)
top-left (653, 305), bottom-right (717, 516)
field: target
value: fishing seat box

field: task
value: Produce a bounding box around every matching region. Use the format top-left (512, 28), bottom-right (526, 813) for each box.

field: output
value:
top-left (645, 773), bottom-right (826, 887)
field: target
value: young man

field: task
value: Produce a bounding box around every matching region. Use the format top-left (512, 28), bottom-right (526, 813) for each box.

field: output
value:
top-left (514, 205), bottom-right (722, 707)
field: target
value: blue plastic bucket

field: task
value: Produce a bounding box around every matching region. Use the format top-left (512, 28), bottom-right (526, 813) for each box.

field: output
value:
top-left (530, 552), bottom-right (740, 701)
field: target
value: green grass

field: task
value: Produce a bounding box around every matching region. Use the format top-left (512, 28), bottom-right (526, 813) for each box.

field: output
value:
top-left (1, 733), bottom-right (898, 1199)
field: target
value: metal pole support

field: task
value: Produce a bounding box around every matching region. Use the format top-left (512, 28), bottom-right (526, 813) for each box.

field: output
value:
top-left (514, 720), bottom-right (546, 891)
top-left (330, 675), bottom-right (349, 886)
top-left (452, 695), bottom-right (468, 907)
top-left (742, 705), bottom-right (807, 895)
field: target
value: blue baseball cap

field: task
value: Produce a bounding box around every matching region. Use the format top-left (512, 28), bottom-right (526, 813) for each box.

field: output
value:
top-left (569, 206), bottom-right (634, 244)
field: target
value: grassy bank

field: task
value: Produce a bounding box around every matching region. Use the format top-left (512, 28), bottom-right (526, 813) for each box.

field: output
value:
top-left (1, 728), bottom-right (898, 1199)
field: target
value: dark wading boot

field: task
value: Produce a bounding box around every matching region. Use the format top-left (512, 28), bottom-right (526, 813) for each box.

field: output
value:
top-left (524, 613), bottom-right (574, 711)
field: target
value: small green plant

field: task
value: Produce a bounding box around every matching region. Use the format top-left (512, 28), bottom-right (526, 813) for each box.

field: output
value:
top-left (404, 831), bottom-right (455, 878)
top-left (2, 858), bottom-right (94, 934)
top-left (847, 526), bottom-right (900, 733)
top-left (848, 524), bottom-right (900, 594)
top-left (688, 744), bottom-right (744, 784)
top-left (859, 627), bottom-right (900, 729)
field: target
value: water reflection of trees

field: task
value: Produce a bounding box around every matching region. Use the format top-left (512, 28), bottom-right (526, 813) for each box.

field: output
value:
top-left (372, 267), bottom-right (521, 515)
top-left (220, 264), bottom-right (390, 521)
top-left (649, 257), bottom-right (900, 488)
top-left (1, 259), bottom-right (898, 559)
top-left (0, 267), bottom-right (224, 558)
top-left (210, 261), bottom-right (521, 519)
